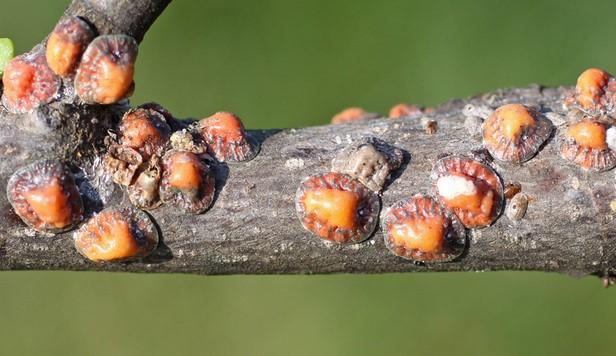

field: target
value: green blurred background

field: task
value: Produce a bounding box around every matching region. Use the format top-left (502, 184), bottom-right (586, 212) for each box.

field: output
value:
top-left (2, 1), bottom-right (616, 355)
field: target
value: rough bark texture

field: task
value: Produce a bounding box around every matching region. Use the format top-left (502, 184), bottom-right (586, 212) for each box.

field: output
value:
top-left (65, 0), bottom-right (171, 43)
top-left (0, 0), bottom-right (614, 278)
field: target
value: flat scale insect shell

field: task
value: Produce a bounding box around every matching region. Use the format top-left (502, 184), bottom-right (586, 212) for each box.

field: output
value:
top-left (560, 119), bottom-right (616, 172)
top-left (197, 111), bottom-right (258, 162)
top-left (331, 139), bottom-right (403, 192)
top-left (482, 103), bottom-right (553, 163)
top-left (159, 150), bottom-right (215, 214)
top-left (1, 47), bottom-right (60, 113)
top-left (128, 158), bottom-right (162, 210)
top-left (102, 144), bottom-right (143, 186)
top-left (118, 107), bottom-right (172, 159)
top-left (331, 107), bottom-right (379, 124)
top-left (73, 206), bottom-right (158, 262)
top-left (7, 160), bottom-right (84, 233)
top-left (45, 16), bottom-right (96, 77)
top-left (505, 193), bottom-right (528, 221)
top-left (382, 194), bottom-right (466, 262)
top-left (431, 155), bottom-right (504, 229)
top-left (74, 34), bottom-right (138, 104)
top-left (295, 172), bottom-right (380, 244)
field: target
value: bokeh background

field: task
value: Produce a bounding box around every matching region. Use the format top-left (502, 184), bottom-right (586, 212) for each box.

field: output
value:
top-left (2, 0), bottom-right (616, 355)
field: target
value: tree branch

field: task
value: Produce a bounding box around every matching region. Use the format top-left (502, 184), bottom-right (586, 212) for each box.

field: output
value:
top-left (65, 0), bottom-right (171, 43)
top-left (1, 0), bottom-right (614, 279)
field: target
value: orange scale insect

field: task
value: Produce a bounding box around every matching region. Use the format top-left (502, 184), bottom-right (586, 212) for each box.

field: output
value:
top-left (118, 107), bottom-right (171, 159)
top-left (45, 16), bottom-right (95, 77)
top-left (560, 119), bottom-right (616, 172)
top-left (575, 68), bottom-right (611, 111)
top-left (295, 172), bottom-right (380, 244)
top-left (7, 160), bottom-right (83, 233)
top-left (1, 47), bottom-right (61, 113)
top-left (73, 207), bottom-right (158, 262)
top-left (382, 194), bottom-right (466, 262)
top-left (431, 155), bottom-right (504, 229)
top-left (482, 103), bottom-right (553, 163)
top-left (331, 107), bottom-right (379, 124)
top-left (388, 103), bottom-right (423, 119)
top-left (159, 150), bottom-right (215, 214)
top-left (197, 111), bottom-right (259, 162)
top-left (74, 34), bottom-right (138, 104)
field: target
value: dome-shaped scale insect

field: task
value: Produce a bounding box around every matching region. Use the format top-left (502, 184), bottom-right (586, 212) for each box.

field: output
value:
top-left (295, 172), bottom-right (380, 244)
top-left (382, 194), bottom-right (466, 262)
top-left (431, 155), bottom-right (504, 229)
top-left (482, 103), bottom-right (553, 163)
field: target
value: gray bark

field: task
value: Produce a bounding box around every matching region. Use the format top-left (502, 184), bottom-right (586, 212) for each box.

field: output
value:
top-left (0, 0), bottom-right (614, 279)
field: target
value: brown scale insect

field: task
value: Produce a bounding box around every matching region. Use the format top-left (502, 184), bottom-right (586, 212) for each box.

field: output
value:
top-left (7, 160), bottom-right (83, 233)
top-left (421, 117), bottom-right (438, 134)
top-left (74, 34), bottom-right (138, 104)
top-left (197, 111), bottom-right (258, 162)
top-left (504, 182), bottom-right (522, 199)
top-left (482, 103), bottom-right (553, 163)
top-left (73, 207), bottom-right (158, 262)
top-left (431, 155), bottom-right (504, 229)
top-left (382, 194), bottom-right (466, 262)
top-left (45, 16), bottom-right (95, 77)
top-left (560, 119), bottom-right (616, 172)
top-left (1, 46), bottom-right (60, 113)
top-left (331, 107), bottom-right (379, 124)
top-left (118, 107), bottom-right (172, 160)
top-left (295, 172), bottom-right (380, 244)
top-left (159, 150), bottom-right (215, 214)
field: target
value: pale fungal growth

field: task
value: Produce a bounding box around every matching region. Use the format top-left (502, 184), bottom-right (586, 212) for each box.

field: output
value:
top-left (505, 193), bottom-right (528, 221)
top-left (169, 130), bottom-right (207, 154)
top-left (560, 119), bottom-right (616, 172)
top-left (73, 207), bottom-right (158, 262)
top-left (431, 155), bottom-right (504, 229)
top-left (295, 172), bottom-right (380, 244)
top-left (7, 160), bottom-right (84, 233)
top-left (436, 175), bottom-right (478, 200)
top-left (606, 126), bottom-right (616, 152)
top-left (382, 194), bottom-right (466, 262)
top-left (609, 199), bottom-right (616, 213)
top-left (331, 137), bottom-right (404, 192)
top-left (482, 103), bottom-right (553, 163)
